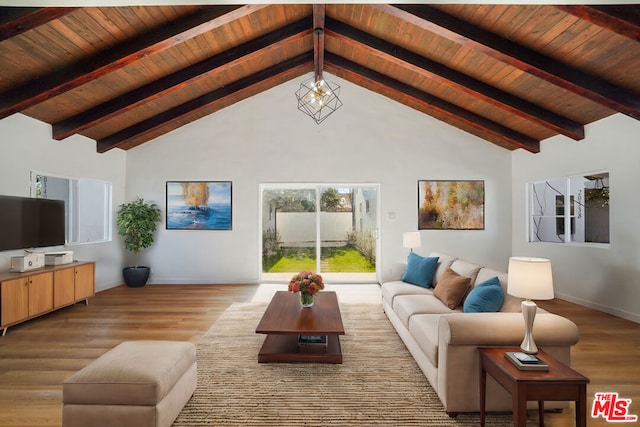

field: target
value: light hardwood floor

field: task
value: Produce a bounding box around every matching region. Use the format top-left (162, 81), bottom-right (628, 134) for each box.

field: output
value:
top-left (0, 284), bottom-right (637, 427)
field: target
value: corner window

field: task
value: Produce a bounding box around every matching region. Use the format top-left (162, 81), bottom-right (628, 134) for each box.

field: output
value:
top-left (31, 172), bottom-right (112, 245)
top-left (528, 172), bottom-right (609, 244)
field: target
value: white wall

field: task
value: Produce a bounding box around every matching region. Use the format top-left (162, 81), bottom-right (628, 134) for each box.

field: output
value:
top-left (0, 114), bottom-right (127, 291)
top-left (3, 76), bottom-right (636, 323)
top-left (125, 74), bottom-right (513, 284)
top-left (512, 114), bottom-right (640, 323)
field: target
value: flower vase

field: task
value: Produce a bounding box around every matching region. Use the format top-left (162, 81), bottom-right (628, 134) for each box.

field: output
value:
top-left (300, 292), bottom-right (314, 308)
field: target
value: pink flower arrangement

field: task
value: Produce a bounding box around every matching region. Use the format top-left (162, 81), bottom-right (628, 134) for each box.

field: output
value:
top-left (288, 271), bottom-right (325, 296)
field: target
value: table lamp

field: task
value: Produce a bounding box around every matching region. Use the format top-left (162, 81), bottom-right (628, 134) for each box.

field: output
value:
top-left (507, 257), bottom-right (555, 354)
top-left (403, 232), bottom-right (421, 252)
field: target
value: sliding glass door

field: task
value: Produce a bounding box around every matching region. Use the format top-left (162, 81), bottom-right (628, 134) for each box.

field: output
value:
top-left (260, 184), bottom-right (378, 283)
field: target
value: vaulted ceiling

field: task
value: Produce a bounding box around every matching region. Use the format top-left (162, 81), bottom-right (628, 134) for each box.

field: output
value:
top-left (1, 4), bottom-right (639, 153)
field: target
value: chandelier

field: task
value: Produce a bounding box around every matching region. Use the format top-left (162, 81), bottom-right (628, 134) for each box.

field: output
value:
top-left (295, 70), bottom-right (342, 125)
top-left (295, 12), bottom-right (343, 124)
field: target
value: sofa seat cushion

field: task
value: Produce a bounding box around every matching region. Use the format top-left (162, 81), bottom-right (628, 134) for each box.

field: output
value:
top-left (394, 294), bottom-right (458, 328)
top-left (408, 314), bottom-right (441, 367)
top-left (63, 341), bottom-right (196, 406)
top-left (381, 281), bottom-right (433, 307)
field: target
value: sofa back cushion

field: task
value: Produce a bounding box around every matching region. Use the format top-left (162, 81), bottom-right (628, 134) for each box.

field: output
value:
top-left (449, 259), bottom-right (483, 285)
top-left (475, 267), bottom-right (522, 313)
top-left (433, 268), bottom-right (471, 309)
top-left (401, 252), bottom-right (439, 288)
top-left (428, 252), bottom-right (456, 286)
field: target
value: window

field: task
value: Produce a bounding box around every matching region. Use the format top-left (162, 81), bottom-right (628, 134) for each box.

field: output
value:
top-left (260, 184), bottom-right (379, 282)
top-left (31, 172), bottom-right (112, 244)
top-left (528, 172), bottom-right (609, 244)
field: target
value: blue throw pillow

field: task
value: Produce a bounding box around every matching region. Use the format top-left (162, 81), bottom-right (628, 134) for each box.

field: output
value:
top-left (463, 276), bottom-right (504, 313)
top-left (401, 252), bottom-right (439, 288)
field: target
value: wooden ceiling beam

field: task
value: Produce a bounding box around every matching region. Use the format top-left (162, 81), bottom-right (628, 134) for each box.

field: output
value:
top-left (53, 18), bottom-right (313, 140)
top-left (96, 53), bottom-right (312, 153)
top-left (0, 5), bottom-right (258, 120)
top-left (0, 7), bottom-right (78, 42)
top-left (326, 18), bottom-right (584, 141)
top-left (325, 52), bottom-right (540, 153)
top-left (555, 5), bottom-right (640, 42)
top-left (386, 5), bottom-right (640, 121)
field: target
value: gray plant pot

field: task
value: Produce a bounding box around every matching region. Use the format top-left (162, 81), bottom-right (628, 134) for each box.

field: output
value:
top-left (123, 266), bottom-right (150, 287)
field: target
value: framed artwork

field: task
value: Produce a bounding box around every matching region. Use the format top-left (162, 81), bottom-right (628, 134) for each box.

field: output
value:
top-left (166, 181), bottom-right (232, 230)
top-left (418, 180), bottom-right (484, 230)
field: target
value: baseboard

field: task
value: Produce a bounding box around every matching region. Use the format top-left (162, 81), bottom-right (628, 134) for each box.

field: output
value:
top-left (151, 279), bottom-right (260, 285)
top-left (96, 281), bottom-right (124, 292)
top-left (556, 292), bottom-right (640, 324)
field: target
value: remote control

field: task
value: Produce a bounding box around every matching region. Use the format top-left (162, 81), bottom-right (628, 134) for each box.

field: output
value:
top-left (513, 352), bottom-right (539, 363)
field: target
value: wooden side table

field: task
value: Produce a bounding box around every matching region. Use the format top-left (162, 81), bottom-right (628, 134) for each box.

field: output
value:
top-left (479, 347), bottom-right (589, 427)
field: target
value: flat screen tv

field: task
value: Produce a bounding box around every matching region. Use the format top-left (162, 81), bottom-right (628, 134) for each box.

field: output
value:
top-left (0, 195), bottom-right (66, 252)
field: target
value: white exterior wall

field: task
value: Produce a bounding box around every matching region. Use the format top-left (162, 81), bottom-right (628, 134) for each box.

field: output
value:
top-left (353, 188), bottom-right (377, 233)
top-left (277, 212), bottom-right (352, 245)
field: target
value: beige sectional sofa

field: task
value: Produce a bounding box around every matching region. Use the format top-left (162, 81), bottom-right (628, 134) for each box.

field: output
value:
top-left (381, 252), bottom-right (580, 416)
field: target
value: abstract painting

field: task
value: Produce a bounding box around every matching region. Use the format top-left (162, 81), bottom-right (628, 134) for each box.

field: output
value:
top-left (166, 181), bottom-right (232, 230)
top-left (418, 180), bottom-right (484, 230)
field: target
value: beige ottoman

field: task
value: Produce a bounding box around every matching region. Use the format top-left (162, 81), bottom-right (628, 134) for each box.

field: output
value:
top-left (63, 341), bottom-right (197, 427)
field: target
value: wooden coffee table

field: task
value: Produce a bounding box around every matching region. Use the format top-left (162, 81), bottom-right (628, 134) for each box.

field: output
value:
top-left (255, 291), bottom-right (345, 363)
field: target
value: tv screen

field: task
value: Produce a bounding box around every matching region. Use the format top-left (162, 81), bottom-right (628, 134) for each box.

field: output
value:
top-left (0, 195), bottom-right (66, 252)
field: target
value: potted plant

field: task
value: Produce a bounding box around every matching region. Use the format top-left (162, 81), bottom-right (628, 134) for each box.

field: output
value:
top-left (116, 197), bottom-right (162, 287)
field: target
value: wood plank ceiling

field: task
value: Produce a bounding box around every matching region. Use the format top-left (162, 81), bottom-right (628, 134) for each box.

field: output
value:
top-left (1, 4), bottom-right (639, 153)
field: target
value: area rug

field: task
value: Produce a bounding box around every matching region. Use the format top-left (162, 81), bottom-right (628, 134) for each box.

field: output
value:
top-left (173, 301), bottom-right (531, 426)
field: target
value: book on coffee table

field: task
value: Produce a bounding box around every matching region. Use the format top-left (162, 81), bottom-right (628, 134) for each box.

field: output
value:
top-left (505, 351), bottom-right (549, 371)
top-left (298, 335), bottom-right (328, 346)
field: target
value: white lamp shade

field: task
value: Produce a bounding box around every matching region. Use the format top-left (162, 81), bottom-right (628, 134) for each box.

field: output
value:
top-left (403, 232), bottom-right (421, 249)
top-left (507, 257), bottom-right (554, 300)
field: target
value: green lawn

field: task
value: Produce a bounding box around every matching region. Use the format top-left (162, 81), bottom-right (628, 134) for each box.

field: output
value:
top-left (322, 247), bottom-right (375, 272)
top-left (268, 254), bottom-right (315, 272)
top-left (266, 246), bottom-right (374, 273)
